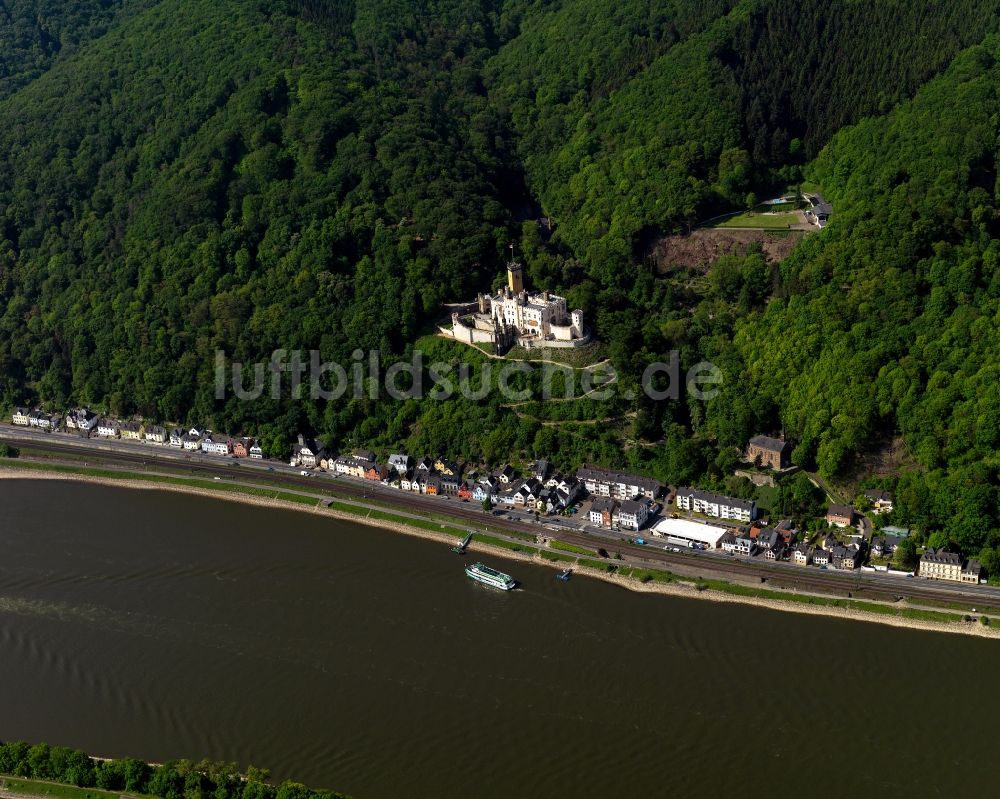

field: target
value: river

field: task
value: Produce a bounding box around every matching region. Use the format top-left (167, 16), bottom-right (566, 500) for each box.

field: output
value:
top-left (0, 479), bottom-right (994, 798)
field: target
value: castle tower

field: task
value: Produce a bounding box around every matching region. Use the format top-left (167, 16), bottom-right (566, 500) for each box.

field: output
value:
top-left (507, 258), bottom-right (524, 294)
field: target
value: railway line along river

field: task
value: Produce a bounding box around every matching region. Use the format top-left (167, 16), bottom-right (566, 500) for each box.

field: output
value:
top-left (0, 479), bottom-right (995, 798)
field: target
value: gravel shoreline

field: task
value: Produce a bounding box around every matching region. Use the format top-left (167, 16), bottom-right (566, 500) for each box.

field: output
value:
top-left (2, 468), bottom-right (998, 640)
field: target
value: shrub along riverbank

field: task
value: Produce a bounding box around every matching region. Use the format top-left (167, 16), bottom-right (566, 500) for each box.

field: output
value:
top-left (0, 742), bottom-right (349, 799)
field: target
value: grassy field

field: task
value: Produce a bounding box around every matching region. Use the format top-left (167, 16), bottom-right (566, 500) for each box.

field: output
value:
top-left (711, 211), bottom-right (801, 229)
top-left (549, 540), bottom-right (596, 556)
top-left (0, 777), bottom-right (147, 799)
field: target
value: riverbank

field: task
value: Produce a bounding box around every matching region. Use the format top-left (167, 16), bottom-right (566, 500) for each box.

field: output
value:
top-left (1, 464), bottom-right (997, 639)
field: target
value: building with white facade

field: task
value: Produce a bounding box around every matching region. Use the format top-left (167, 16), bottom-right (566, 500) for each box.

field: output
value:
top-left (613, 500), bottom-right (649, 531)
top-left (65, 408), bottom-right (99, 432)
top-left (577, 466), bottom-right (660, 501)
top-left (651, 517), bottom-right (729, 549)
top-left (675, 487), bottom-right (756, 522)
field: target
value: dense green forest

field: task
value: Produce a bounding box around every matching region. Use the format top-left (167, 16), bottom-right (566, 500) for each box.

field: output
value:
top-left (0, 0), bottom-right (998, 563)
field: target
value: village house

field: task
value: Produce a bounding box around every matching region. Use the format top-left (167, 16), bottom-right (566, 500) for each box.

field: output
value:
top-left (835, 544), bottom-right (862, 570)
top-left (439, 474), bottom-right (462, 495)
top-left (871, 534), bottom-right (901, 558)
top-left (813, 548), bottom-right (831, 567)
top-left (415, 457), bottom-right (434, 473)
top-left (826, 504), bottom-right (854, 528)
top-left (962, 560), bottom-right (983, 584)
top-left (613, 500), bottom-right (649, 531)
top-left (181, 431), bottom-right (201, 450)
top-left (425, 476), bottom-right (441, 496)
top-left (388, 454), bottom-right (410, 475)
top-left (121, 421), bottom-right (145, 441)
top-left (805, 194), bottom-right (832, 227)
top-left (169, 428), bottom-right (184, 447)
top-left (675, 487), bottom-right (756, 522)
top-left (249, 441), bottom-right (263, 459)
top-left (458, 481), bottom-right (473, 500)
top-left (864, 489), bottom-right (894, 514)
top-left (755, 528), bottom-right (782, 555)
top-left (495, 465), bottom-right (515, 484)
top-left (333, 455), bottom-right (353, 475)
top-left (822, 532), bottom-right (839, 551)
top-left (434, 457), bottom-right (461, 476)
top-left (65, 408), bottom-right (99, 432)
top-left (96, 418), bottom-right (120, 438)
top-left (745, 435), bottom-right (792, 471)
top-left (588, 498), bottom-right (616, 527)
top-left (400, 471), bottom-right (416, 492)
top-left (472, 483), bottom-right (498, 504)
top-left (29, 410), bottom-right (59, 430)
top-left (533, 459), bottom-right (550, 481)
top-left (145, 425), bottom-right (167, 444)
top-left (12, 407), bottom-right (31, 426)
top-left (774, 519), bottom-right (797, 547)
top-left (792, 543), bottom-right (813, 566)
top-left (543, 488), bottom-right (572, 514)
top-left (577, 465), bottom-right (660, 501)
top-left (349, 458), bottom-right (370, 479)
top-left (720, 532), bottom-right (738, 553)
top-left (763, 543), bottom-right (784, 561)
top-left (733, 533), bottom-right (755, 556)
top-left (201, 436), bottom-right (232, 456)
top-left (919, 550), bottom-right (963, 582)
top-left (834, 544), bottom-right (864, 570)
top-left (232, 438), bottom-right (254, 458)
top-left (291, 435), bottom-right (323, 468)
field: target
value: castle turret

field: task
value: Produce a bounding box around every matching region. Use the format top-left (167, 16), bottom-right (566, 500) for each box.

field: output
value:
top-left (507, 259), bottom-right (524, 294)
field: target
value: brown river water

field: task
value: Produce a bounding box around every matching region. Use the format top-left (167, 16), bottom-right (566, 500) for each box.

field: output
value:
top-left (0, 479), bottom-right (995, 798)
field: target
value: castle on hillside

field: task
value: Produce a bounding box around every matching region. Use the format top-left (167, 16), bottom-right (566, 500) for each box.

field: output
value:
top-left (441, 260), bottom-right (589, 354)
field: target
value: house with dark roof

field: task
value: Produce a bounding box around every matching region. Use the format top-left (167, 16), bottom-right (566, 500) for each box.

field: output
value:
top-left (962, 560), bottom-right (983, 584)
top-left (613, 499), bottom-right (649, 531)
top-left (746, 435), bottom-right (792, 471)
top-left (588, 498), bottom-right (616, 527)
top-left (919, 550), bottom-right (963, 581)
top-left (826, 504), bottom-right (854, 528)
top-left (533, 459), bottom-right (550, 481)
top-left (863, 489), bottom-right (894, 514)
top-left (291, 434), bottom-right (323, 468)
top-left (871, 534), bottom-right (901, 558)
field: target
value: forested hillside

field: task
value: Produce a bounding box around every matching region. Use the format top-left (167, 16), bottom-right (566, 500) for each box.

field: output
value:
top-left (0, 0), bottom-right (998, 559)
top-left (0, 0), bottom-right (156, 99)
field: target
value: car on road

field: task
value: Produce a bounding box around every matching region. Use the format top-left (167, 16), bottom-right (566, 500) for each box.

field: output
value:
top-left (300, 470), bottom-right (311, 477)
top-left (266, 466), bottom-right (274, 471)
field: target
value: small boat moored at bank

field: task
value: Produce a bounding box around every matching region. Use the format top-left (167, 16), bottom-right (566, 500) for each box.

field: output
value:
top-left (556, 568), bottom-right (572, 581)
top-left (465, 561), bottom-right (516, 590)
top-left (452, 532), bottom-right (473, 554)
